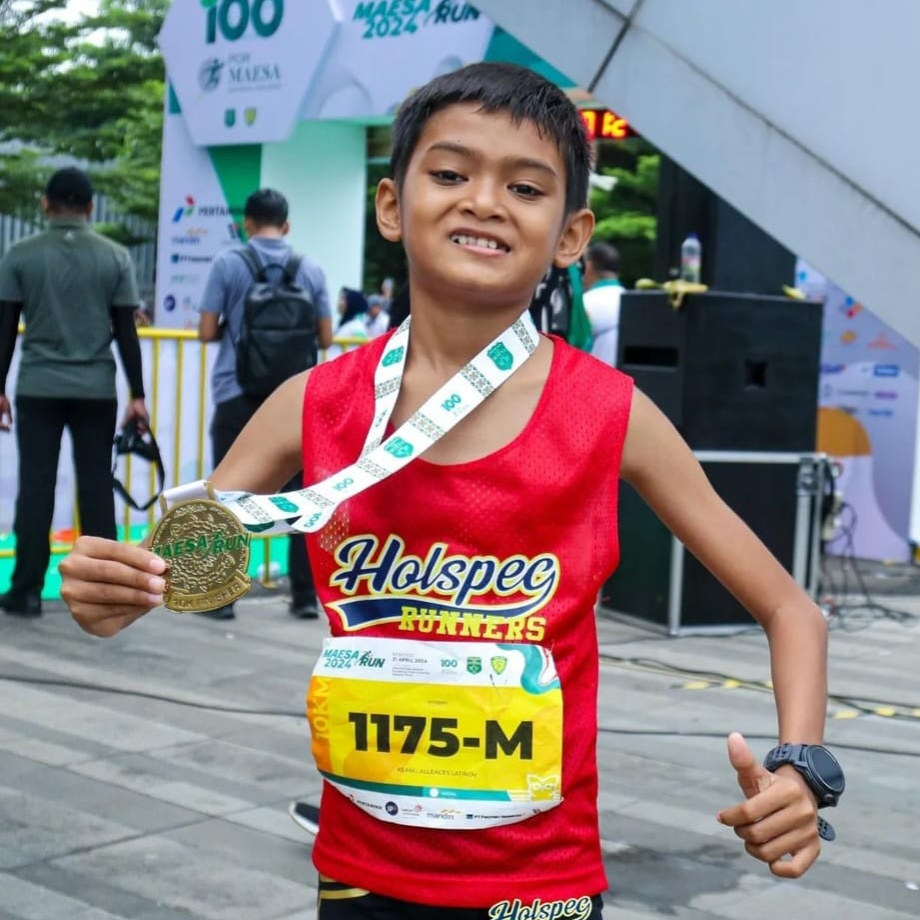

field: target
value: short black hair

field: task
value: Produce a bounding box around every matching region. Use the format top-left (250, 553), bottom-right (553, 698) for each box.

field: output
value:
top-left (244, 188), bottom-right (288, 227)
top-left (340, 287), bottom-right (369, 324)
top-left (390, 62), bottom-right (590, 215)
top-left (45, 167), bottom-right (93, 209)
top-left (587, 241), bottom-right (620, 275)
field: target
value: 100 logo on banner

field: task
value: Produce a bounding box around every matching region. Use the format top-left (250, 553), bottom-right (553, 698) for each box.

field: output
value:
top-left (205, 0), bottom-right (283, 43)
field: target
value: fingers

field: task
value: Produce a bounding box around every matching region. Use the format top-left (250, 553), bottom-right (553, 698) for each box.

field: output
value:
top-left (730, 794), bottom-right (818, 852)
top-left (65, 535), bottom-right (166, 575)
top-left (73, 608), bottom-right (154, 638)
top-left (128, 404), bottom-right (150, 433)
top-left (720, 760), bottom-right (822, 878)
top-left (718, 780), bottom-right (795, 827)
top-left (769, 839), bottom-right (821, 879)
top-left (59, 536), bottom-right (167, 637)
top-left (742, 822), bottom-right (820, 867)
top-left (744, 823), bottom-right (821, 878)
top-left (727, 732), bottom-right (772, 799)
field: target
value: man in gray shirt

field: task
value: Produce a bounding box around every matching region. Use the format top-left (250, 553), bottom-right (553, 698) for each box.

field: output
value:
top-left (197, 188), bottom-right (332, 620)
top-left (0, 167), bottom-right (149, 617)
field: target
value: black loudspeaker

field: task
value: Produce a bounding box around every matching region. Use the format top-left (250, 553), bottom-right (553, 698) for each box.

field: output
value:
top-left (602, 455), bottom-right (824, 633)
top-left (617, 290), bottom-right (822, 451)
top-left (605, 289), bottom-right (824, 631)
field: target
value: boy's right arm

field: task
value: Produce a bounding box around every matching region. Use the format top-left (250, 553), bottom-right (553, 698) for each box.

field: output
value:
top-left (61, 371), bottom-right (310, 636)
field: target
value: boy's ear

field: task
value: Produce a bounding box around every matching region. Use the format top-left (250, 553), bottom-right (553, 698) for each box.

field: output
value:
top-left (553, 208), bottom-right (595, 268)
top-left (375, 178), bottom-right (402, 243)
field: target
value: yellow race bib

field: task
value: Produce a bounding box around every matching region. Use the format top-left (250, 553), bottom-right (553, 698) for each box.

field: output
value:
top-left (307, 638), bottom-right (563, 829)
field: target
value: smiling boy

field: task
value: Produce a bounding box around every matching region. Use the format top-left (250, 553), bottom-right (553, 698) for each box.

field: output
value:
top-left (59, 63), bottom-right (836, 918)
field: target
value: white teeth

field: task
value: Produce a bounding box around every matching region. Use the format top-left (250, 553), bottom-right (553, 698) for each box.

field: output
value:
top-left (451, 234), bottom-right (504, 250)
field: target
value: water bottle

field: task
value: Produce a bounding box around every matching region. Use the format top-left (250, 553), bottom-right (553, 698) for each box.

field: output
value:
top-left (680, 233), bottom-right (702, 283)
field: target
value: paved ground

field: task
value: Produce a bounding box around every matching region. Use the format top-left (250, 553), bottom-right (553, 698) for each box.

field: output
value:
top-left (0, 582), bottom-right (918, 919)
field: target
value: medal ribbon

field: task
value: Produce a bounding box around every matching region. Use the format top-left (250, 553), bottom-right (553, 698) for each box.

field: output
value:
top-left (160, 310), bottom-right (539, 533)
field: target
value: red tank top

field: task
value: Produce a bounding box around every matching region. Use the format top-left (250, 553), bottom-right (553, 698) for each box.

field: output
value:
top-left (303, 333), bottom-right (634, 908)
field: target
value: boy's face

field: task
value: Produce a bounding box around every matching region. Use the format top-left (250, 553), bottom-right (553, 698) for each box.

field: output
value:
top-left (376, 104), bottom-right (593, 312)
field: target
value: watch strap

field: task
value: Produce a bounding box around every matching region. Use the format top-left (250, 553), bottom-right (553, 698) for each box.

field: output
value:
top-left (764, 742), bottom-right (806, 771)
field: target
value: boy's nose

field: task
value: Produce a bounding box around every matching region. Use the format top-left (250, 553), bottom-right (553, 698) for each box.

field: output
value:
top-left (460, 179), bottom-right (506, 220)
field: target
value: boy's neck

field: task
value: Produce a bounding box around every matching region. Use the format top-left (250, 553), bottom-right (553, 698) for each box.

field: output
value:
top-left (406, 290), bottom-right (530, 376)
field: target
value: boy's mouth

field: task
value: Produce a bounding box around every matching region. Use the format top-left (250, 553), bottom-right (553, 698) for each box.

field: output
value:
top-left (449, 231), bottom-right (510, 253)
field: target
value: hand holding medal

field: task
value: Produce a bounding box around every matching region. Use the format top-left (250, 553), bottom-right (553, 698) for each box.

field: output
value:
top-left (148, 484), bottom-right (252, 613)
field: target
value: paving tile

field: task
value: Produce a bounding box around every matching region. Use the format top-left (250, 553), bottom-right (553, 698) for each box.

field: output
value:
top-left (55, 837), bottom-right (313, 920)
top-left (162, 815), bottom-right (315, 883)
top-left (0, 788), bottom-right (132, 871)
top-left (70, 758), bottom-right (257, 816)
top-left (67, 751), bottom-right (285, 811)
top-left (0, 875), bottom-right (127, 920)
top-left (11, 862), bottom-right (169, 919)
top-left (709, 884), bottom-right (919, 920)
top-left (0, 683), bottom-right (204, 754)
top-left (144, 739), bottom-right (311, 796)
top-left (7, 759), bottom-right (201, 834)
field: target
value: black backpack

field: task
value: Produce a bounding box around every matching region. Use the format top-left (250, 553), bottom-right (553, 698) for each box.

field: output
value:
top-left (234, 246), bottom-right (318, 398)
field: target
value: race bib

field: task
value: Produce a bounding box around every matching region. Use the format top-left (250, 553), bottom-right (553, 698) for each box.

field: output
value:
top-left (307, 637), bottom-right (564, 829)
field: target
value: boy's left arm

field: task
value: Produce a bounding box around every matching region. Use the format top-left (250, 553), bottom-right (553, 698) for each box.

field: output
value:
top-left (620, 389), bottom-right (832, 878)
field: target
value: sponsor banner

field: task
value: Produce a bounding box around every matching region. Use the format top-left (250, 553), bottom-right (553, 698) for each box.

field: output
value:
top-left (799, 260), bottom-right (919, 561)
top-left (155, 103), bottom-right (244, 331)
top-left (298, 1), bottom-right (494, 120)
top-left (159, 0), bottom-right (338, 146)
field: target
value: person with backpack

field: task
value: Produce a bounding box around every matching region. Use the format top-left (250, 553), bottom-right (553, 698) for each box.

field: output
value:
top-left (197, 188), bottom-right (332, 621)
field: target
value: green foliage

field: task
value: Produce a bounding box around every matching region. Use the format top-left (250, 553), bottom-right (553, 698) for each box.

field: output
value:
top-left (363, 161), bottom-right (407, 297)
top-left (0, 0), bottom-right (168, 230)
top-left (0, 148), bottom-right (48, 217)
top-left (589, 138), bottom-right (659, 287)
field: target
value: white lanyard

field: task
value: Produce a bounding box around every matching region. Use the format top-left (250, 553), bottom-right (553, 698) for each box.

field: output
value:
top-left (161, 310), bottom-right (539, 534)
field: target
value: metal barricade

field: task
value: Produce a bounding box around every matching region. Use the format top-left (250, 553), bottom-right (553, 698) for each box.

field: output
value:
top-left (0, 328), bottom-right (367, 591)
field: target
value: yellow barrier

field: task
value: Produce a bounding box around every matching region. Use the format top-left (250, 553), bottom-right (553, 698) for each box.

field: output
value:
top-left (1, 327), bottom-right (368, 590)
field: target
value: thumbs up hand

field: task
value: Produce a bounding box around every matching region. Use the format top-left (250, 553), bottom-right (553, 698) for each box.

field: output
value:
top-left (717, 733), bottom-right (821, 878)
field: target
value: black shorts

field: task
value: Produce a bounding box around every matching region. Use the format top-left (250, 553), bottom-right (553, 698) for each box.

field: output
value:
top-left (316, 877), bottom-right (605, 920)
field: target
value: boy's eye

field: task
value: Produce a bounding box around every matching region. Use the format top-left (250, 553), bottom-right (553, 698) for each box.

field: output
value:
top-left (431, 170), bottom-right (464, 183)
top-left (510, 183), bottom-right (543, 198)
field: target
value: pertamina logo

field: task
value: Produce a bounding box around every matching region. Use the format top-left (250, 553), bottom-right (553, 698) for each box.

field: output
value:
top-left (172, 196), bottom-right (195, 223)
top-left (172, 197), bottom-right (238, 222)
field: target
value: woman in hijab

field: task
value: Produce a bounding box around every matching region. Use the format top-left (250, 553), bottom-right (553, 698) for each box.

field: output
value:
top-left (326, 287), bottom-right (370, 359)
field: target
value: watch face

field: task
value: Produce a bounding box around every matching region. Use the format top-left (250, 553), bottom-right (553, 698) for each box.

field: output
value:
top-left (807, 746), bottom-right (845, 794)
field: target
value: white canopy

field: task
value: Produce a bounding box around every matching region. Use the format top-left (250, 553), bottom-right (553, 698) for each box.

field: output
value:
top-left (474, 0), bottom-right (920, 345)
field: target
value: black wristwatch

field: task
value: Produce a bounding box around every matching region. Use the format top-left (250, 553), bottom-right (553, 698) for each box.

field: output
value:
top-left (764, 743), bottom-right (845, 841)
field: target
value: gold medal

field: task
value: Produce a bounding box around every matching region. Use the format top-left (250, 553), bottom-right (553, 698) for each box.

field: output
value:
top-left (149, 490), bottom-right (251, 613)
